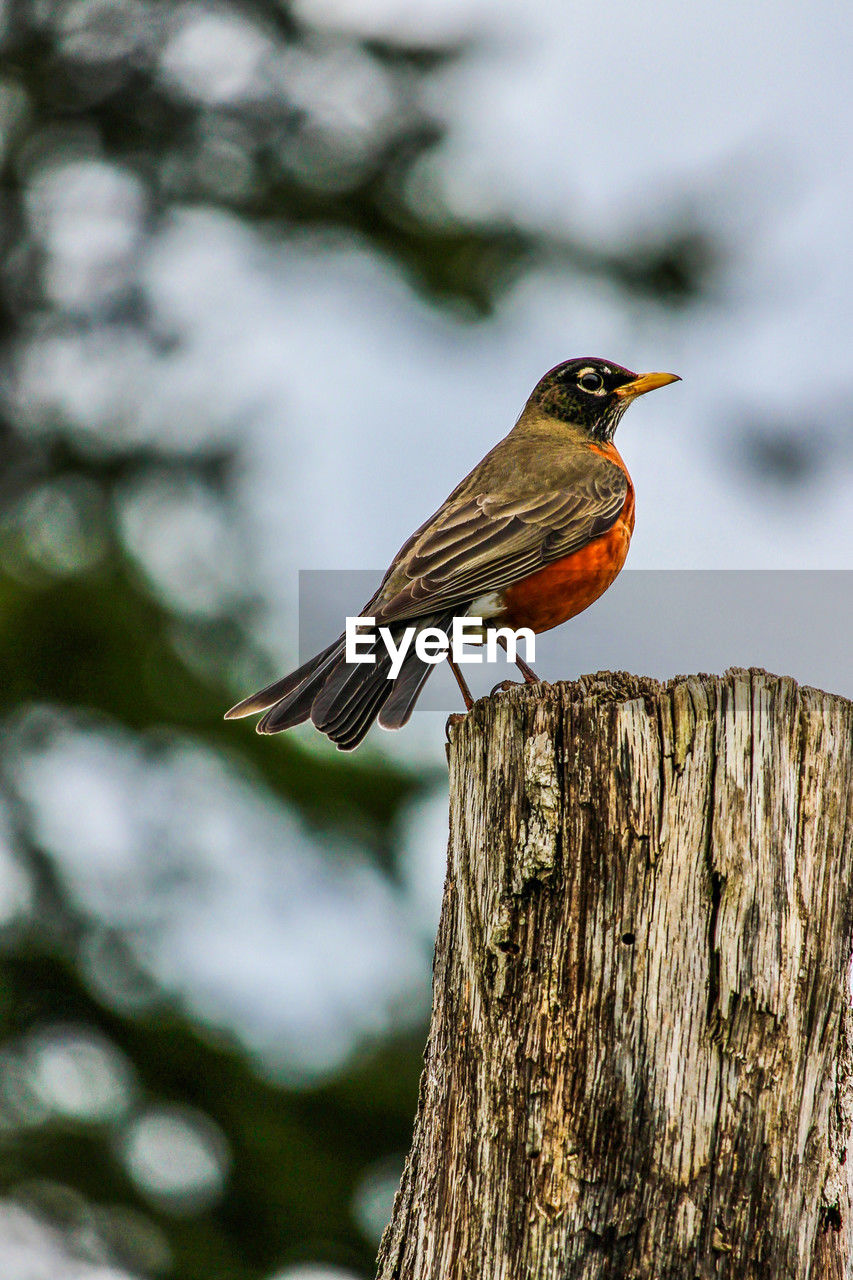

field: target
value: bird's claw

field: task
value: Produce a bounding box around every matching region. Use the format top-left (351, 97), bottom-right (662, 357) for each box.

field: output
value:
top-left (490, 679), bottom-right (521, 698)
top-left (445, 712), bottom-right (466, 740)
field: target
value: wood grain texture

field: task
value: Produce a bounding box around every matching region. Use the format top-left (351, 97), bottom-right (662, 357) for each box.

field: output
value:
top-left (376, 669), bottom-right (853, 1280)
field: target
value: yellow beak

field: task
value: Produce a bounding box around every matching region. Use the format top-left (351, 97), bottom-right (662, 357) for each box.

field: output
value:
top-left (613, 371), bottom-right (681, 399)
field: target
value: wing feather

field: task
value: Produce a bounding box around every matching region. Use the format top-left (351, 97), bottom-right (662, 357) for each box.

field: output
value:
top-left (372, 463), bottom-right (627, 624)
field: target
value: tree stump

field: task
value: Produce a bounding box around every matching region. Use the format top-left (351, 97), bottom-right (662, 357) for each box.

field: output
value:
top-left (376, 669), bottom-right (853, 1280)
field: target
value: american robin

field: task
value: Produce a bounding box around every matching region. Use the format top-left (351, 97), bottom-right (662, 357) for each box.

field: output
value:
top-left (226, 358), bottom-right (680, 749)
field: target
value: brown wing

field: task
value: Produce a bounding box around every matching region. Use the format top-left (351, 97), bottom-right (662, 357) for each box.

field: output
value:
top-left (371, 458), bottom-right (627, 624)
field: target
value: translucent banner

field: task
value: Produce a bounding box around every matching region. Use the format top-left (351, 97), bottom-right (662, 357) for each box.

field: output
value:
top-left (298, 570), bottom-right (853, 713)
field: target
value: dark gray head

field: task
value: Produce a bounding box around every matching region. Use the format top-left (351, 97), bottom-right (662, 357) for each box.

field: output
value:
top-left (530, 357), bottom-right (681, 442)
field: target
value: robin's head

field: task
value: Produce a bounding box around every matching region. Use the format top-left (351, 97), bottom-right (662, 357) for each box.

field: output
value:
top-left (529, 357), bottom-right (680, 442)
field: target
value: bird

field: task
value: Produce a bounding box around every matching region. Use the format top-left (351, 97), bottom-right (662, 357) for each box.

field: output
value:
top-left (225, 357), bottom-right (680, 749)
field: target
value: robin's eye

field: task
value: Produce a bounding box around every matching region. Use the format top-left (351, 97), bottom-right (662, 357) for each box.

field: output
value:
top-left (578, 371), bottom-right (604, 392)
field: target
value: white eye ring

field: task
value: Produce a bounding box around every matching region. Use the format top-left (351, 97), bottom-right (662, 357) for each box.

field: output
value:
top-left (577, 368), bottom-right (605, 394)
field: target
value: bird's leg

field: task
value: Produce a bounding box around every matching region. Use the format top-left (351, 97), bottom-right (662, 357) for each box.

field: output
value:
top-left (496, 634), bottom-right (542, 685)
top-left (447, 658), bottom-right (475, 711)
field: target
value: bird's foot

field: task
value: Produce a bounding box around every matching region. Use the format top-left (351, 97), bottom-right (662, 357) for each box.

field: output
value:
top-left (490, 678), bottom-right (521, 698)
top-left (445, 712), bottom-right (466, 740)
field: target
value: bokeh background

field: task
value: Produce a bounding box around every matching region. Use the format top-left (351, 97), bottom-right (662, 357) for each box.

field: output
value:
top-left (0, 0), bottom-right (851, 1276)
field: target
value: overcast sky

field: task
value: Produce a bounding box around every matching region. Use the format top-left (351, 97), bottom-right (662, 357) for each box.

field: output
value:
top-left (12, 0), bottom-right (853, 1135)
top-left (133, 0), bottom-right (853, 612)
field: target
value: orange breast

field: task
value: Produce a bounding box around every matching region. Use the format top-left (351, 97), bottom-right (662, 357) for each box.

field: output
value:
top-left (501, 446), bottom-right (635, 636)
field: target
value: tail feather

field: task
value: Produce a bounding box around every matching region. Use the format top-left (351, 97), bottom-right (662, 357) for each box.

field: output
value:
top-left (310, 629), bottom-right (393, 728)
top-left (325, 664), bottom-right (398, 751)
top-left (228, 615), bottom-right (458, 749)
top-left (256, 675), bottom-right (322, 733)
top-left (225, 636), bottom-right (343, 719)
top-left (377, 611), bottom-right (455, 731)
top-left (256, 647), bottom-right (346, 734)
top-left (377, 655), bottom-right (431, 730)
top-left (312, 645), bottom-right (396, 748)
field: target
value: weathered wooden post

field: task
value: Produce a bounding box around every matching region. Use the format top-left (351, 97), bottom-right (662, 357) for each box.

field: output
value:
top-left (377, 669), bottom-right (853, 1279)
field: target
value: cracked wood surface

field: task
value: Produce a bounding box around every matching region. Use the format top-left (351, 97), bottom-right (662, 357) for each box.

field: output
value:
top-left (376, 669), bottom-right (853, 1280)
